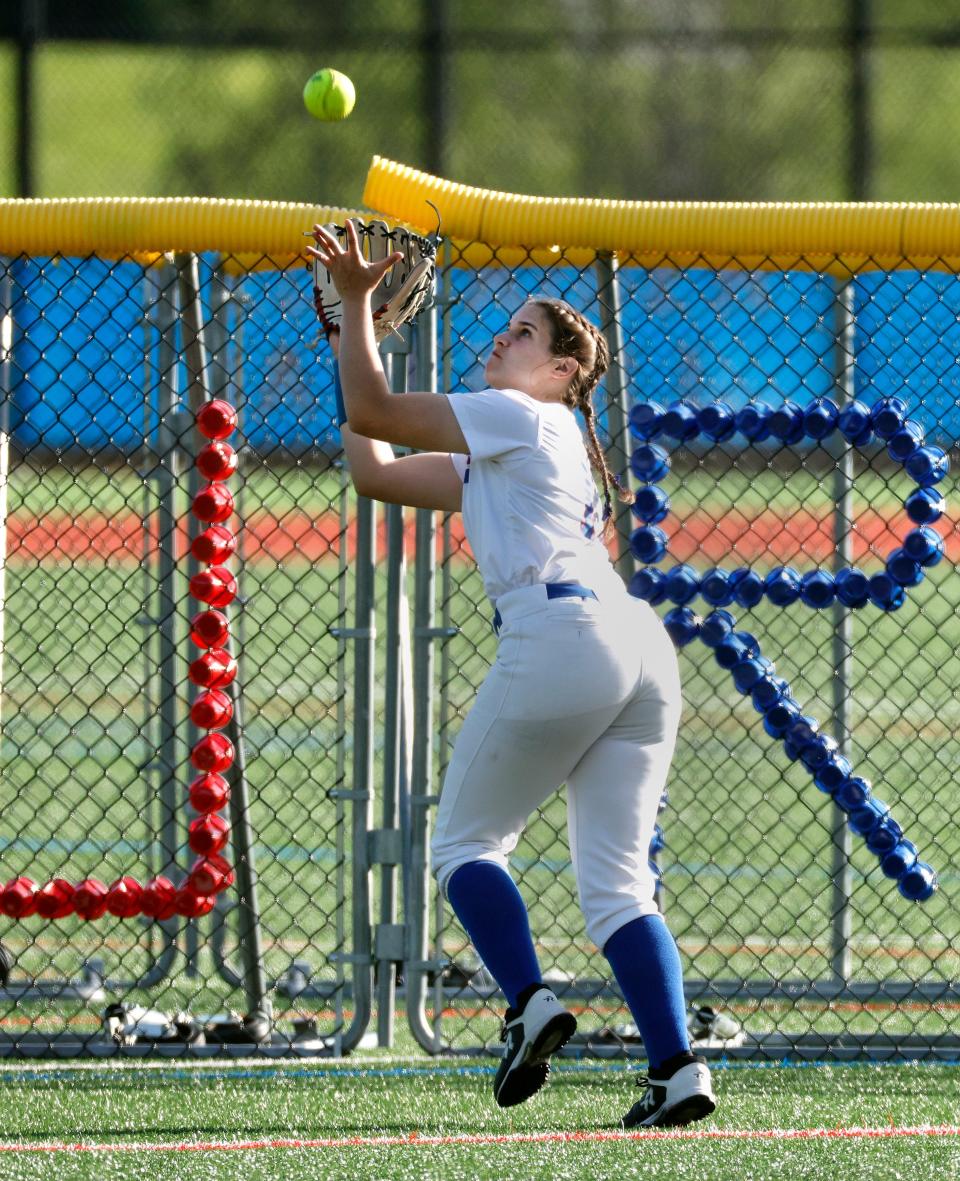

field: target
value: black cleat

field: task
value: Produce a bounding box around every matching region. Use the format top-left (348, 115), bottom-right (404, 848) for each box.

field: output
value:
top-left (493, 987), bottom-right (577, 1108)
top-left (622, 1053), bottom-right (716, 1128)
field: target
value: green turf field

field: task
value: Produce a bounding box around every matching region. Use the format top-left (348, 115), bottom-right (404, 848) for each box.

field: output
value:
top-left (3, 457), bottom-right (914, 519)
top-left (0, 1057), bottom-right (958, 1180)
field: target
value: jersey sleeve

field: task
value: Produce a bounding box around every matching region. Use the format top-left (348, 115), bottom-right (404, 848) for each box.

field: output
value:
top-left (446, 388), bottom-right (541, 460)
top-left (448, 453), bottom-right (469, 483)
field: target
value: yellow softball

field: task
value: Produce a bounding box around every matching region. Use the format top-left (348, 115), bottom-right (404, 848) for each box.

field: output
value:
top-left (303, 68), bottom-right (356, 122)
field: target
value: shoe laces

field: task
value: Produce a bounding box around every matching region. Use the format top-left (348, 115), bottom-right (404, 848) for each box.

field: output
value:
top-left (630, 1075), bottom-right (661, 1114)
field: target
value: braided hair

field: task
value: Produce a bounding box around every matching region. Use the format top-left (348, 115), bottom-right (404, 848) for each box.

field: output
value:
top-left (530, 298), bottom-right (632, 529)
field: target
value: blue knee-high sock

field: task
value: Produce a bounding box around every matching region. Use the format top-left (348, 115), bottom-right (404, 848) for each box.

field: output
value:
top-left (603, 914), bottom-right (690, 1069)
top-left (445, 862), bottom-right (542, 1009)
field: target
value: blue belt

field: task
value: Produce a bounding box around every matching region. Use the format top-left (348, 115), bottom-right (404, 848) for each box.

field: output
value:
top-left (492, 582), bottom-right (598, 635)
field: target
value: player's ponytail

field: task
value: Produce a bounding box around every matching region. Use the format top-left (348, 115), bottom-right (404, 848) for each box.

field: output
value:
top-left (530, 298), bottom-right (632, 530)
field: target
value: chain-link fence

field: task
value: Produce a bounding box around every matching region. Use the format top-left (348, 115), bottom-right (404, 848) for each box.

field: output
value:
top-left (0, 249), bottom-right (377, 1054)
top-left (0, 207), bottom-right (958, 1059)
top-left (404, 245), bottom-right (960, 1062)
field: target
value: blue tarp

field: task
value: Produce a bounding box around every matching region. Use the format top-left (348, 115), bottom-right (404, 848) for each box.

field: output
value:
top-left (5, 256), bottom-right (959, 454)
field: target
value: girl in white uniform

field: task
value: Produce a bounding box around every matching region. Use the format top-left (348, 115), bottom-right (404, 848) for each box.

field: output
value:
top-left (309, 222), bottom-right (716, 1128)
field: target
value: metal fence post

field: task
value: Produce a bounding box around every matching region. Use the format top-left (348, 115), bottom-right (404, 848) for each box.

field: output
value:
top-left (0, 269), bottom-right (14, 764)
top-left (373, 331), bottom-right (411, 1046)
top-left (429, 262), bottom-right (460, 1046)
top-left (830, 279), bottom-right (856, 983)
top-left (152, 261), bottom-right (190, 920)
top-left (332, 457), bottom-right (352, 1051)
top-left (177, 253), bottom-right (270, 1023)
top-left (340, 490), bottom-right (377, 1046)
top-left (133, 266), bottom-right (182, 988)
top-left (405, 301), bottom-right (451, 1051)
top-left (202, 266), bottom-right (255, 996)
top-left (594, 251), bottom-right (633, 583)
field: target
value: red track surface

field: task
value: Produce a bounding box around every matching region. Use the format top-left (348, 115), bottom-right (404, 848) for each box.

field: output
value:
top-left (5, 507), bottom-right (959, 565)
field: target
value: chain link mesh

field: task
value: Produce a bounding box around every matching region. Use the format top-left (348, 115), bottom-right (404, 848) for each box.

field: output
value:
top-left (416, 243), bottom-right (959, 1060)
top-left (0, 251), bottom-right (366, 1053)
top-left (0, 237), bottom-right (957, 1059)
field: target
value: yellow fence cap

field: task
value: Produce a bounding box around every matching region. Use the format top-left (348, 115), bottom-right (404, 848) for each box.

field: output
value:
top-left (364, 157), bottom-right (960, 273)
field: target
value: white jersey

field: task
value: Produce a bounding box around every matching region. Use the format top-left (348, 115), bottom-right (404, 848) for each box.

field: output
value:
top-left (446, 386), bottom-right (625, 604)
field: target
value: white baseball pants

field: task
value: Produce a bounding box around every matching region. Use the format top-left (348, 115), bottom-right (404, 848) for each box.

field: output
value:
top-left (431, 582), bottom-right (682, 951)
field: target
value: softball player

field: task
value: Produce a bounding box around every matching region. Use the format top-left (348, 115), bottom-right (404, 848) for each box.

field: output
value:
top-left (309, 222), bottom-right (716, 1128)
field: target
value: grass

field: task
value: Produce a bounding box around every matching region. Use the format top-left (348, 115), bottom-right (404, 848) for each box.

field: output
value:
top-left (4, 456), bottom-right (920, 519)
top-left (0, 1057), bottom-right (958, 1180)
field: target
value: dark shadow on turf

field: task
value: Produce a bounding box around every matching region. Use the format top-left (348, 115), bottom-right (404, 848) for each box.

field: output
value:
top-left (45, 1120), bottom-right (476, 1139)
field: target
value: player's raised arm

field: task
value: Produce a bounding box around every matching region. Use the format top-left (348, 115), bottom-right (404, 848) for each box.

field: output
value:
top-left (320, 328), bottom-right (463, 513)
top-left (308, 221), bottom-right (468, 454)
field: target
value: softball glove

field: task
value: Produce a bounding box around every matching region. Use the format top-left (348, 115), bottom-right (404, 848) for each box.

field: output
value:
top-left (312, 217), bottom-right (437, 341)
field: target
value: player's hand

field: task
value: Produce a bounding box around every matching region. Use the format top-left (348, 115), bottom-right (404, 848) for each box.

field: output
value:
top-left (308, 221), bottom-right (403, 304)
